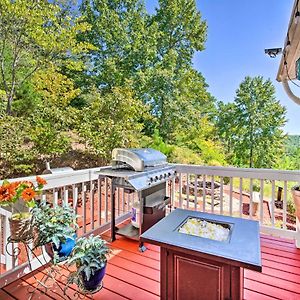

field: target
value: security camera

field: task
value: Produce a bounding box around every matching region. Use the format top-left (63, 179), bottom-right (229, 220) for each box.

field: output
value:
top-left (264, 48), bottom-right (282, 58)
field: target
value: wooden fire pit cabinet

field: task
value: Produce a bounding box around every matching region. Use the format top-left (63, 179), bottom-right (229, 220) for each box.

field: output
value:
top-left (140, 209), bottom-right (262, 300)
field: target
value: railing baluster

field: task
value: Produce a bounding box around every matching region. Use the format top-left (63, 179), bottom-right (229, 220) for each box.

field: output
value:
top-left (229, 177), bottom-right (233, 216)
top-left (98, 178), bottom-right (101, 227)
top-left (283, 181), bottom-right (287, 230)
top-left (73, 186), bottom-right (78, 232)
top-left (72, 184), bottom-right (77, 208)
top-left (271, 180), bottom-right (275, 227)
top-left (239, 178), bottom-right (243, 218)
top-left (63, 187), bottom-right (68, 206)
top-left (118, 187), bottom-right (121, 217)
top-left (4, 217), bottom-right (13, 271)
top-left (260, 179), bottom-right (264, 224)
top-left (90, 182), bottom-right (95, 230)
top-left (194, 175), bottom-right (198, 211)
top-left (220, 177), bottom-right (224, 215)
top-left (122, 188), bottom-right (125, 214)
top-left (211, 176), bottom-right (215, 213)
top-left (105, 178), bottom-right (109, 223)
top-left (53, 189), bottom-right (58, 207)
top-left (249, 178), bottom-right (253, 219)
top-left (186, 173), bottom-right (190, 209)
top-left (82, 182), bottom-right (87, 234)
top-left (41, 194), bottom-right (47, 204)
top-left (203, 175), bottom-right (206, 212)
top-left (172, 177), bottom-right (176, 209)
top-left (179, 173), bottom-right (183, 209)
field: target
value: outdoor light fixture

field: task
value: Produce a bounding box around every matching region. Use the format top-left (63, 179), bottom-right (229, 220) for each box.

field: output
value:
top-left (264, 48), bottom-right (282, 58)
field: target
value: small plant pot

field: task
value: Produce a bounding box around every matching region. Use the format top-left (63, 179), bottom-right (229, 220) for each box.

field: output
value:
top-left (45, 235), bottom-right (76, 261)
top-left (9, 213), bottom-right (33, 242)
top-left (81, 265), bottom-right (106, 291)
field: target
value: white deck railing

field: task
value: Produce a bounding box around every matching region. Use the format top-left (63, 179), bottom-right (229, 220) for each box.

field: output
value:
top-left (172, 164), bottom-right (300, 241)
top-left (0, 167), bottom-right (137, 287)
top-left (0, 164), bottom-right (299, 287)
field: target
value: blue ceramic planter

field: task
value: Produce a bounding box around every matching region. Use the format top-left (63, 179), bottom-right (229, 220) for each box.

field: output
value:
top-left (82, 264), bottom-right (106, 291)
top-left (54, 235), bottom-right (76, 257)
top-left (45, 235), bottom-right (76, 260)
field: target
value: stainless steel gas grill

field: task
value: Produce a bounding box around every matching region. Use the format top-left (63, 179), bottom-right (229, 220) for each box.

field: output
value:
top-left (98, 148), bottom-right (176, 251)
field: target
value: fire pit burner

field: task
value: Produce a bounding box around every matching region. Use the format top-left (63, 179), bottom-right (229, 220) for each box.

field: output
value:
top-left (178, 217), bottom-right (232, 242)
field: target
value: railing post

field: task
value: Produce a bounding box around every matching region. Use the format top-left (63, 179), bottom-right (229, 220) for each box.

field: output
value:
top-left (295, 216), bottom-right (300, 248)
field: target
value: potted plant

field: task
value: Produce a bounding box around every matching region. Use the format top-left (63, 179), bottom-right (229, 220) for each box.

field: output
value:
top-left (67, 235), bottom-right (111, 292)
top-left (291, 186), bottom-right (300, 221)
top-left (32, 202), bottom-right (78, 263)
top-left (0, 176), bottom-right (47, 242)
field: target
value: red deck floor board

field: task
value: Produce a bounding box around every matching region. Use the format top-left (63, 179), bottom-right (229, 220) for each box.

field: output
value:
top-left (1, 234), bottom-right (300, 299)
top-left (109, 254), bottom-right (160, 281)
top-left (0, 289), bottom-right (17, 300)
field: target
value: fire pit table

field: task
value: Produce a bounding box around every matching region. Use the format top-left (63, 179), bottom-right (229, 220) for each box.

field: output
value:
top-left (140, 209), bottom-right (262, 300)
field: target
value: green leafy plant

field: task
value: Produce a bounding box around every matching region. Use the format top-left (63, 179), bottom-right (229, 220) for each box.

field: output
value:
top-left (252, 183), bottom-right (261, 192)
top-left (32, 202), bottom-right (78, 249)
top-left (67, 234), bottom-right (111, 281)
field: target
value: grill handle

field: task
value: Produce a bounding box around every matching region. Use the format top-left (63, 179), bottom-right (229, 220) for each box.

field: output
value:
top-left (144, 197), bottom-right (170, 214)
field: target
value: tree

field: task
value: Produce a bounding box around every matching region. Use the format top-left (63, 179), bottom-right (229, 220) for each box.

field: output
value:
top-left (76, 87), bottom-right (147, 160)
top-left (0, 0), bottom-right (92, 115)
top-left (217, 76), bottom-right (287, 168)
top-left (146, 0), bottom-right (207, 139)
top-left (79, 0), bottom-right (153, 89)
top-left (79, 0), bottom-right (212, 141)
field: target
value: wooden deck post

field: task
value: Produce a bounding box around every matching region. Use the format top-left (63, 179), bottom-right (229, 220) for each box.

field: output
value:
top-left (296, 218), bottom-right (300, 248)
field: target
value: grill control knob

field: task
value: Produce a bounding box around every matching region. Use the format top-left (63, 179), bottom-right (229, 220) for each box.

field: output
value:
top-left (155, 176), bottom-right (159, 182)
top-left (150, 177), bottom-right (154, 182)
top-left (168, 172), bottom-right (171, 177)
top-left (164, 173), bottom-right (167, 178)
top-left (159, 174), bottom-right (163, 180)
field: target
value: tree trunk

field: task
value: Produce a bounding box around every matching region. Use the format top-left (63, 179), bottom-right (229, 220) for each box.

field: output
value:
top-left (6, 95), bottom-right (13, 115)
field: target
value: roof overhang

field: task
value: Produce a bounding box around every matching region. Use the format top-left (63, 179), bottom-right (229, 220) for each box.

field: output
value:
top-left (277, 0), bottom-right (300, 82)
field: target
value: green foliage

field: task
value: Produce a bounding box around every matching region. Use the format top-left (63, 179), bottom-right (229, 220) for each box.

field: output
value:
top-left (0, 0), bottom-right (92, 114)
top-left (216, 76), bottom-right (287, 168)
top-left (169, 146), bottom-right (203, 165)
top-left (145, 130), bottom-right (175, 156)
top-left (67, 234), bottom-right (111, 281)
top-left (32, 202), bottom-right (78, 249)
top-left (276, 135), bottom-right (300, 170)
top-left (0, 116), bottom-right (36, 177)
top-left (76, 87), bottom-right (146, 160)
top-left (1, 0), bottom-right (293, 178)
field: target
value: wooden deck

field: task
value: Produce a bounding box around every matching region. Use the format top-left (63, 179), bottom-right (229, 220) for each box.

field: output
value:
top-left (1, 234), bottom-right (300, 299)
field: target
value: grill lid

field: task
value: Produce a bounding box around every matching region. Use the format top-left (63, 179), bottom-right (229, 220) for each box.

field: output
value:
top-left (112, 148), bottom-right (167, 172)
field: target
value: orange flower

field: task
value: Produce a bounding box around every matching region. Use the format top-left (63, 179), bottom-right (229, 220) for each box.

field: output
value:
top-left (36, 176), bottom-right (47, 186)
top-left (21, 188), bottom-right (36, 201)
top-left (0, 184), bottom-right (15, 202)
top-left (22, 181), bottom-right (34, 188)
top-left (10, 181), bottom-right (21, 190)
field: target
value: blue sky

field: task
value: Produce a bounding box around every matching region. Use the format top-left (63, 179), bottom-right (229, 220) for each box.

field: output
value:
top-left (146, 0), bottom-right (300, 134)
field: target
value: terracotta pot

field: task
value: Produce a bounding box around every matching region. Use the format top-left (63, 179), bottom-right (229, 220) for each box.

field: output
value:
top-left (291, 186), bottom-right (300, 222)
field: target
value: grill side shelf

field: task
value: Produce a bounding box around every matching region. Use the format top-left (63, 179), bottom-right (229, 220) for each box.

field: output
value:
top-left (144, 197), bottom-right (170, 214)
